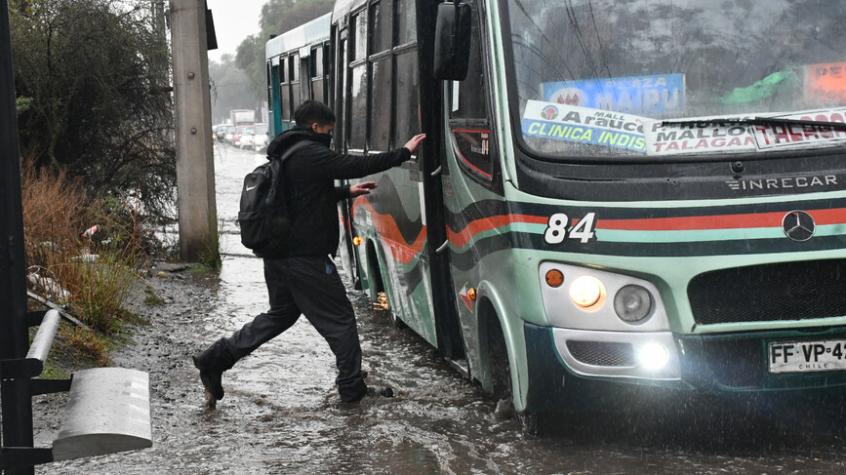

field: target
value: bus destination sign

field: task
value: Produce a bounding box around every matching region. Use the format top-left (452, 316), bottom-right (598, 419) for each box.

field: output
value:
top-left (522, 101), bottom-right (646, 153)
top-left (542, 73), bottom-right (686, 116)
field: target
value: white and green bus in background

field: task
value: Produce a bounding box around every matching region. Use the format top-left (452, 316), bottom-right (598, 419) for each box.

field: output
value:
top-left (265, 13), bottom-right (332, 136)
top-left (269, 1), bottom-right (846, 430)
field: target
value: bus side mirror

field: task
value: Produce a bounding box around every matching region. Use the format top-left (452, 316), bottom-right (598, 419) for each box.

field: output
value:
top-left (433, 1), bottom-right (472, 81)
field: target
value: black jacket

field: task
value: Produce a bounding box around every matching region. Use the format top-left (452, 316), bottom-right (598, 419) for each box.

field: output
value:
top-left (268, 126), bottom-right (411, 258)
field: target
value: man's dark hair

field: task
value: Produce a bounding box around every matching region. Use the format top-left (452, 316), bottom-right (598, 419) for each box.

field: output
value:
top-left (294, 101), bottom-right (336, 127)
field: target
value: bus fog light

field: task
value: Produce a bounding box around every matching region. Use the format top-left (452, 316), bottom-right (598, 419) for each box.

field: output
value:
top-left (614, 285), bottom-right (654, 323)
top-left (636, 342), bottom-right (670, 371)
top-left (569, 276), bottom-right (605, 309)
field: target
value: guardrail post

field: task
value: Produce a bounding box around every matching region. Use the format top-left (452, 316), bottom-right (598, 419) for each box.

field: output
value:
top-left (0, 0), bottom-right (36, 473)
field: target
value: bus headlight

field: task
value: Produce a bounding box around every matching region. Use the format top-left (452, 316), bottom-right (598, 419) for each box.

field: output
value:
top-left (538, 262), bottom-right (671, 333)
top-left (613, 285), bottom-right (653, 323)
top-left (636, 342), bottom-right (670, 371)
top-left (569, 276), bottom-right (605, 310)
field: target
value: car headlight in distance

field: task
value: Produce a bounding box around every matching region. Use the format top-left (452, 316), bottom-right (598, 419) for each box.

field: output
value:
top-left (614, 285), bottom-right (654, 323)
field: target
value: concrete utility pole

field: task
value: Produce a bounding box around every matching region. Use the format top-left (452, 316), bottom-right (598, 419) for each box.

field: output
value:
top-left (169, 0), bottom-right (218, 262)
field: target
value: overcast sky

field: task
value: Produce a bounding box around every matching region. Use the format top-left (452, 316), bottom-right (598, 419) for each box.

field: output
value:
top-left (206, 0), bottom-right (265, 63)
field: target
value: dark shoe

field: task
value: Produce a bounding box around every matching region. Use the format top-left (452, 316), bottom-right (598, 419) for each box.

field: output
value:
top-left (366, 386), bottom-right (394, 398)
top-left (192, 356), bottom-right (224, 405)
top-left (340, 385), bottom-right (394, 405)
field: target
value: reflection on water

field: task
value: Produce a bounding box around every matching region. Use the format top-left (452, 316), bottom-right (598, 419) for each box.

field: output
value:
top-left (39, 145), bottom-right (846, 474)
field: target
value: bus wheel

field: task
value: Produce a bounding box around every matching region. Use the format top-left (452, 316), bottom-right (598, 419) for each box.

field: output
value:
top-left (366, 241), bottom-right (403, 328)
top-left (374, 291), bottom-right (403, 328)
top-left (517, 411), bottom-right (541, 436)
top-left (485, 307), bottom-right (546, 435)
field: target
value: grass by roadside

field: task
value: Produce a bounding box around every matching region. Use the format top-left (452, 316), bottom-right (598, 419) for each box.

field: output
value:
top-left (21, 158), bottom-right (157, 367)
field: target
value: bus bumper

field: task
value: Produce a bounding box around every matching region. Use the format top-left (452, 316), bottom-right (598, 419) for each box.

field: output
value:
top-left (525, 322), bottom-right (846, 411)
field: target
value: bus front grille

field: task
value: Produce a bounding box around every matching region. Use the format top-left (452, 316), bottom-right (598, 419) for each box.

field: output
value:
top-left (566, 341), bottom-right (635, 367)
top-left (682, 337), bottom-right (765, 389)
top-left (688, 259), bottom-right (846, 325)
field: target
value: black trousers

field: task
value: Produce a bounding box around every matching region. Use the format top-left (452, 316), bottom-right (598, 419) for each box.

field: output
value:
top-left (200, 256), bottom-right (367, 402)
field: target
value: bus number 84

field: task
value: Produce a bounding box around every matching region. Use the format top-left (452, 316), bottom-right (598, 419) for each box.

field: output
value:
top-left (544, 212), bottom-right (597, 245)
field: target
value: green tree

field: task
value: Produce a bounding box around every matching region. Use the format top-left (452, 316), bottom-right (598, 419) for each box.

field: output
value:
top-left (209, 54), bottom-right (258, 124)
top-left (10, 0), bottom-right (175, 220)
top-left (234, 34), bottom-right (264, 106)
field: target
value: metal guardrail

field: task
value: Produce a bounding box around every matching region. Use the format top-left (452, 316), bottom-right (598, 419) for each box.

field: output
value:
top-left (25, 310), bottom-right (60, 366)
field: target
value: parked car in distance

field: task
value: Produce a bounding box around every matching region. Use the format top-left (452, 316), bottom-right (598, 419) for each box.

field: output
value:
top-left (232, 126), bottom-right (247, 147)
top-left (223, 126), bottom-right (236, 144)
top-left (238, 125), bottom-right (256, 150)
top-left (244, 124), bottom-right (269, 152)
top-left (214, 124), bottom-right (228, 142)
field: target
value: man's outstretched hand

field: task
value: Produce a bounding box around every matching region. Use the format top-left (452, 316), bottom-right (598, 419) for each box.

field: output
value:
top-left (350, 181), bottom-right (377, 197)
top-left (404, 133), bottom-right (427, 154)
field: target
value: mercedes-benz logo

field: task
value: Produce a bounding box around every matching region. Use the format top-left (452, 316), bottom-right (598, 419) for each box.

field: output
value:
top-left (782, 210), bottom-right (816, 242)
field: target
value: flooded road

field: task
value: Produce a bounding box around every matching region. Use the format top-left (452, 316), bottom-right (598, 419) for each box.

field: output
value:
top-left (37, 144), bottom-right (846, 474)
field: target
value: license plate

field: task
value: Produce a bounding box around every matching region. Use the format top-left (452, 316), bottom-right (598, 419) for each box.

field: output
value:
top-left (768, 340), bottom-right (846, 373)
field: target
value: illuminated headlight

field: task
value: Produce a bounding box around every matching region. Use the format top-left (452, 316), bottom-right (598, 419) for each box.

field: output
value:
top-left (613, 285), bottom-right (654, 323)
top-left (569, 276), bottom-right (605, 309)
top-left (636, 342), bottom-right (670, 371)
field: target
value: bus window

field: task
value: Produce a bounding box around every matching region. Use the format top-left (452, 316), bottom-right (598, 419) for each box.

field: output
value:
top-left (290, 53), bottom-right (300, 82)
top-left (394, 51), bottom-right (419, 153)
top-left (312, 45), bottom-right (326, 103)
top-left (349, 10), bottom-right (368, 150)
top-left (370, 58), bottom-right (392, 151)
top-left (313, 71), bottom-right (324, 103)
top-left (290, 53), bottom-right (302, 113)
top-left (369, 0), bottom-right (392, 54)
top-left (323, 43), bottom-right (331, 104)
top-left (451, 11), bottom-right (486, 120)
top-left (449, 2), bottom-right (494, 182)
top-left (352, 10), bottom-right (367, 62)
top-left (369, 1), bottom-right (393, 151)
top-left (310, 47), bottom-right (320, 78)
top-left (336, 35), bottom-right (348, 150)
top-left (396, 0), bottom-right (416, 45)
top-left (508, 0), bottom-right (846, 159)
top-left (392, 0), bottom-right (419, 151)
top-left (266, 62), bottom-right (272, 109)
top-left (349, 65), bottom-right (368, 149)
top-left (280, 56), bottom-right (291, 122)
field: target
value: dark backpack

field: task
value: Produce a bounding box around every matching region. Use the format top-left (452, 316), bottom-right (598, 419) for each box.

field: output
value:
top-left (238, 140), bottom-right (308, 257)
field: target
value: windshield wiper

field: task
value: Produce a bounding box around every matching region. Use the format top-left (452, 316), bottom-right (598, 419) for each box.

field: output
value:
top-left (661, 116), bottom-right (846, 131)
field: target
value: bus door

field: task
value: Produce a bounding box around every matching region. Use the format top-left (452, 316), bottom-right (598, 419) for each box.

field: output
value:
top-left (363, 0), bottom-right (432, 342)
top-left (438, 0), bottom-right (503, 376)
top-left (267, 59), bottom-right (282, 135)
top-left (334, 28), bottom-right (362, 287)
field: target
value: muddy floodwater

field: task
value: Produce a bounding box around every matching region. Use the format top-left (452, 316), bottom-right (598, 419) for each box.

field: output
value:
top-left (35, 145), bottom-right (846, 474)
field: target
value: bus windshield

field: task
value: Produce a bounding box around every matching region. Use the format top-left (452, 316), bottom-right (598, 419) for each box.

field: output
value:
top-left (507, 0), bottom-right (846, 159)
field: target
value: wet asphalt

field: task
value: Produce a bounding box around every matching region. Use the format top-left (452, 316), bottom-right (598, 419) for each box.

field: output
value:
top-left (34, 144), bottom-right (846, 474)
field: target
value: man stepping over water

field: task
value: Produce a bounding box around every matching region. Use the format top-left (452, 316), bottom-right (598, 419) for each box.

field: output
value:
top-left (193, 100), bottom-right (426, 408)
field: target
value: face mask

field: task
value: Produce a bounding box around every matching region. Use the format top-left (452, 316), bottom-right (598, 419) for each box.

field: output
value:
top-left (315, 132), bottom-right (333, 146)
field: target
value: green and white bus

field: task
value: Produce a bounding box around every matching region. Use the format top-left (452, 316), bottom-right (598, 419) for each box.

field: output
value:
top-left (265, 13), bottom-right (332, 136)
top-left (269, 1), bottom-right (846, 427)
